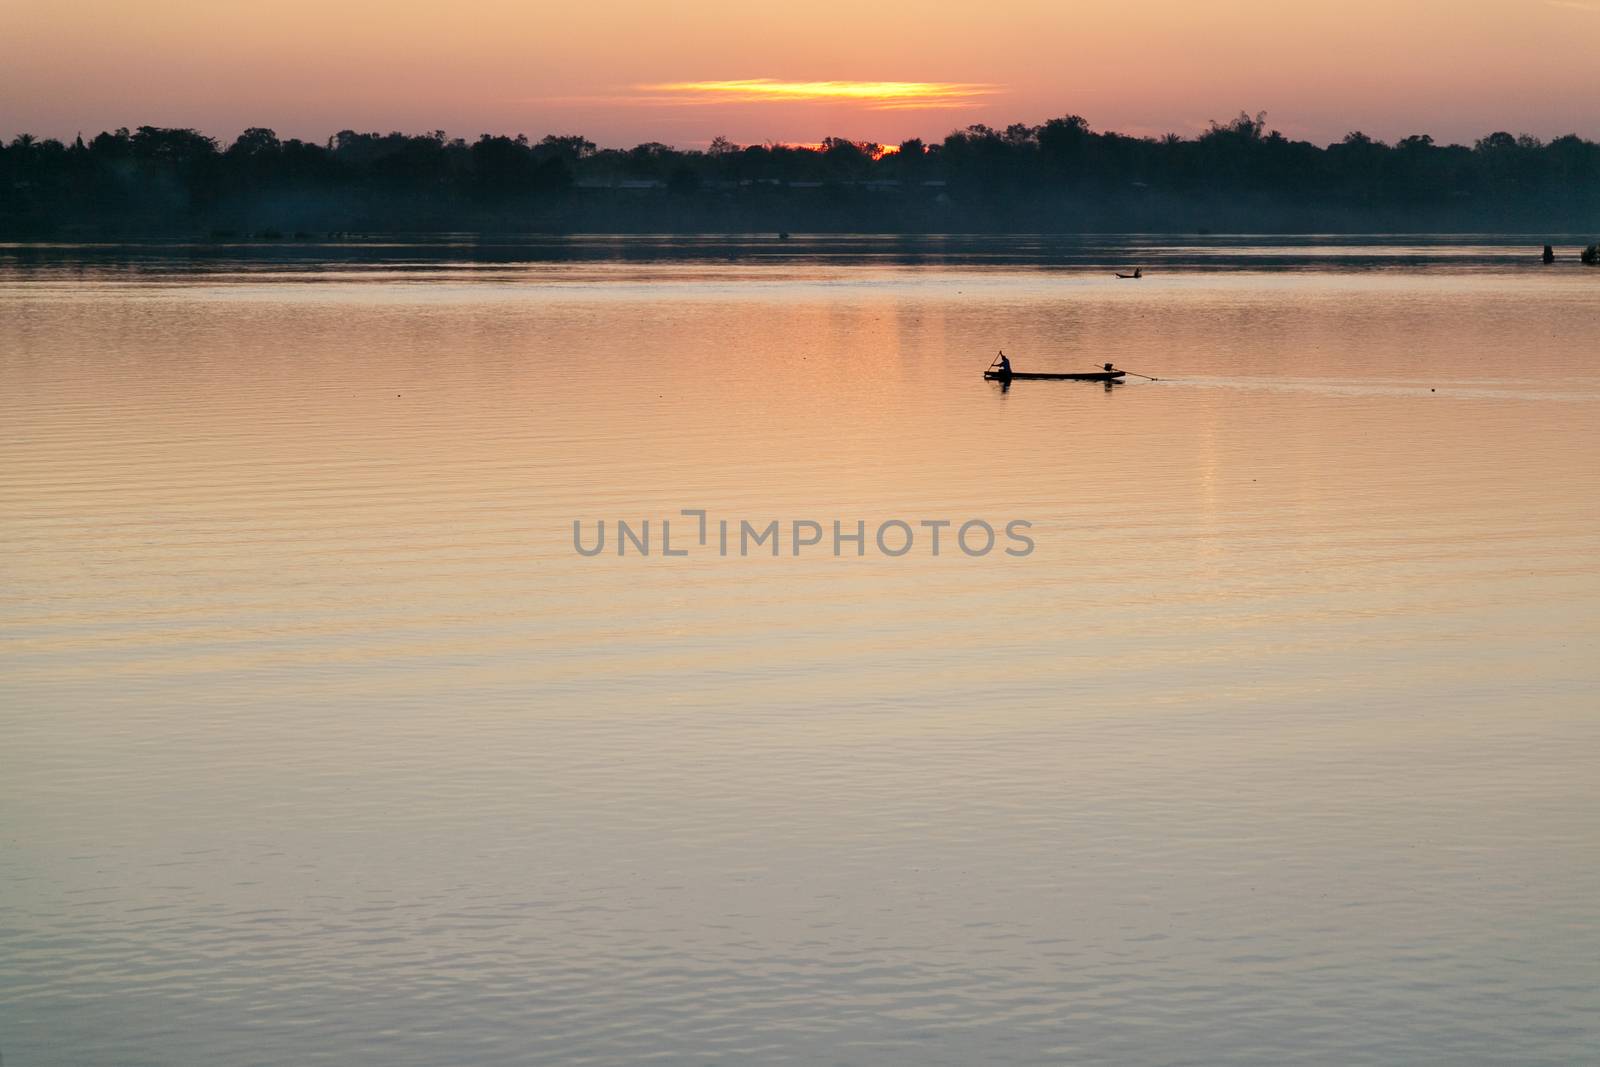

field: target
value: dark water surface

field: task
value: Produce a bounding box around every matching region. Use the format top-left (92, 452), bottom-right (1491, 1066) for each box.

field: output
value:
top-left (2, 238), bottom-right (1597, 1065)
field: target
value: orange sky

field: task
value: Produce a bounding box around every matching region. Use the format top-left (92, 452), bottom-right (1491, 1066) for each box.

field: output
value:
top-left (3, 0), bottom-right (1598, 148)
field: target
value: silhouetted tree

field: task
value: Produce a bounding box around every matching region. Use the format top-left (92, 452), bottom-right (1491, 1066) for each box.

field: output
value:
top-left (536, 135), bottom-right (596, 163)
top-left (228, 128), bottom-right (282, 158)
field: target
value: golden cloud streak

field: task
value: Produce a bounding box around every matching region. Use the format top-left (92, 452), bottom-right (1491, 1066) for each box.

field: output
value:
top-left (636, 79), bottom-right (1000, 110)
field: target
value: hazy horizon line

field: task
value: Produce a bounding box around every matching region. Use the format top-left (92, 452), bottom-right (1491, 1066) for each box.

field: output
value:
top-left (8, 114), bottom-right (1599, 155)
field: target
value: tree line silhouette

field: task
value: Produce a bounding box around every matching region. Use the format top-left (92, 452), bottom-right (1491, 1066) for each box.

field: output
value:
top-left (3, 113), bottom-right (1597, 235)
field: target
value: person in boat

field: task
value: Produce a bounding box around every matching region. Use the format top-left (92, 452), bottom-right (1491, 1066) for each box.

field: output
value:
top-left (997, 351), bottom-right (1012, 376)
top-left (1103, 362), bottom-right (1115, 374)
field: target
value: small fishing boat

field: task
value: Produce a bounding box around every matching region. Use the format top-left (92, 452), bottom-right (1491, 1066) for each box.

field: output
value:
top-left (984, 369), bottom-right (1127, 382)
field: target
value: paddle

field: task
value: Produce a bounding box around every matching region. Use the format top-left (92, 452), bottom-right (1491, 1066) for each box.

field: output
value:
top-left (1115, 368), bottom-right (1163, 381)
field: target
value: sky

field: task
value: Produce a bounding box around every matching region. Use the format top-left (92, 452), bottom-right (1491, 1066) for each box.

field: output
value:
top-left (3, 0), bottom-right (1599, 149)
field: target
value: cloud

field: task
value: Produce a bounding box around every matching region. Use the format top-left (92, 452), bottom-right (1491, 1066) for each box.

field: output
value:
top-left (632, 79), bottom-right (1001, 111)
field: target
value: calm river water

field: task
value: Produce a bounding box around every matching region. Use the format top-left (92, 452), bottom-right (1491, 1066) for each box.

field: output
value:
top-left (2, 237), bottom-right (1597, 1065)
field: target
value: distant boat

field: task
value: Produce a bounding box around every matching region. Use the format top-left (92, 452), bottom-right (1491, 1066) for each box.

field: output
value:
top-left (1114, 268), bottom-right (1143, 279)
top-left (985, 369), bottom-right (1127, 382)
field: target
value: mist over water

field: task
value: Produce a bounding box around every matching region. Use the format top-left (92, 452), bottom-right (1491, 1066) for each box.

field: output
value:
top-left (2, 238), bottom-right (1597, 1065)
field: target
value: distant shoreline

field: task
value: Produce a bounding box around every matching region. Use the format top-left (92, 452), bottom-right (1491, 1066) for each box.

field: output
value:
top-left (3, 231), bottom-right (1594, 241)
top-left (5, 118), bottom-right (1598, 239)
top-left (5, 233), bottom-right (1596, 276)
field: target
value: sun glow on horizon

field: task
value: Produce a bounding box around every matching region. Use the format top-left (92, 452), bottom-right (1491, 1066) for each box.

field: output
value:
top-left (5, 2), bottom-right (1600, 147)
top-left (637, 79), bottom-right (1000, 110)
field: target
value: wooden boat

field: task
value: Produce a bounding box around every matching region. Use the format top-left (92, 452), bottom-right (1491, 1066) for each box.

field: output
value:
top-left (985, 369), bottom-right (1127, 382)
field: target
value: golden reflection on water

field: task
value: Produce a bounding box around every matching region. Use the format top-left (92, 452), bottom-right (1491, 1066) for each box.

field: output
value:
top-left (2, 258), bottom-right (1598, 1065)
